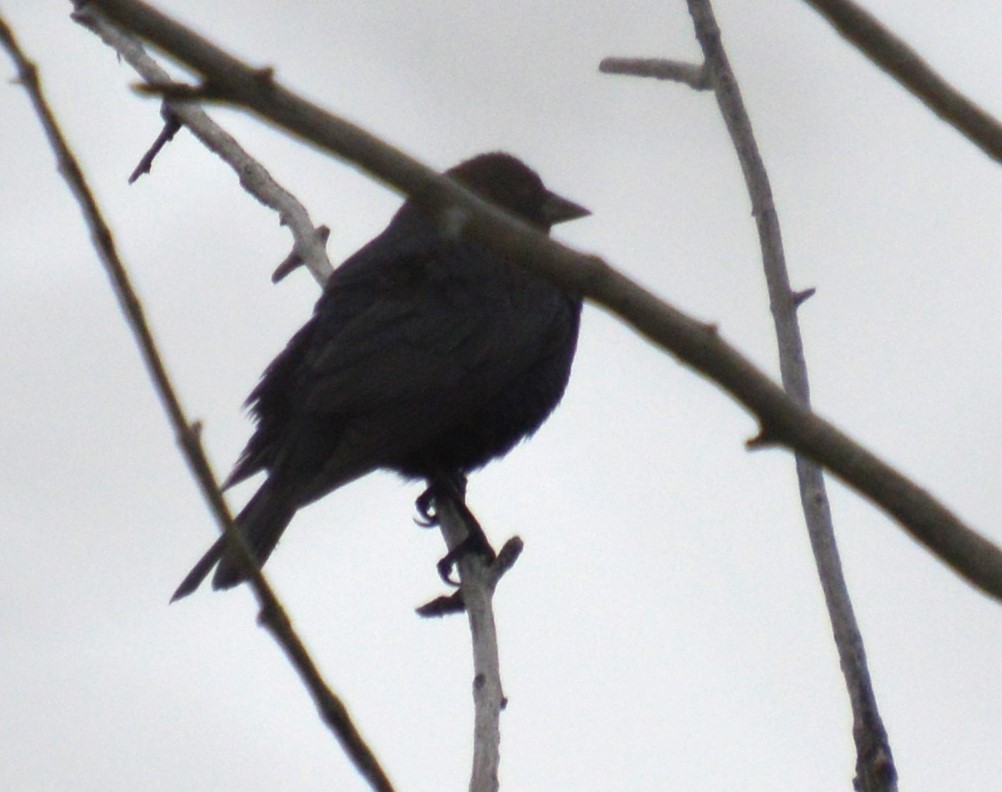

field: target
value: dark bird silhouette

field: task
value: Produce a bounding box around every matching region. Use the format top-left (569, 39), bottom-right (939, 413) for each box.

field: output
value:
top-left (172, 152), bottom-right (589, 600)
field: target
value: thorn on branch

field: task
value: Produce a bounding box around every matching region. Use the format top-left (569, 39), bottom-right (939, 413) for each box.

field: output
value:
top-left (746, 427), bottom-right (780, 450)
top-left (272, 225), bottom-right (331, 282)
top-left (256, 596), bottom-right (281, 627)
top-left (494, 536), bottom-right (524, 578)
top-left (129, 106), bottom-right (182, 183)
top-left (599, 57), bottom-right (711, 90)
top-left (792, 287), bottom-right (816, 308)
top-left (252, 66), bottom-right (276, 88)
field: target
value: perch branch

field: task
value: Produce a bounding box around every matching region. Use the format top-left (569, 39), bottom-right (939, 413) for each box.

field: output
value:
top-left (433, 495), bottom-right (515, 792)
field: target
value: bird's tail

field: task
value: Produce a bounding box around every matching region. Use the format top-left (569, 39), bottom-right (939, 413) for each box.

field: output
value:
top-left (170, 480), bottom-right (296, 602)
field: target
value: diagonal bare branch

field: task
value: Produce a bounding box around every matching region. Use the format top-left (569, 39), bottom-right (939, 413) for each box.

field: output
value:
top-left (800, 0), bottom-right (1002, 165)
top-left (72, 6), bottom-right (333, 285)
top-left (0, 15), bottom-right (393, 792)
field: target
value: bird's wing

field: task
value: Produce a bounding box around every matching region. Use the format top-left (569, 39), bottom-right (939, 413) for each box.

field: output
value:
top-left (226, 220), bottom-right (575, 489)
top-left (301, 240), bottom-right (570, 418)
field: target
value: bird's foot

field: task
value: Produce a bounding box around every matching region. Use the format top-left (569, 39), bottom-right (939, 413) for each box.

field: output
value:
top-left (437, 529), bottom-right (496, 586)
top-left (413, 472), bottom-right (468, 527)
top-left (413, 472), bottom-right (493, 584)
top-left (416, 536), bottom-right (524, 618)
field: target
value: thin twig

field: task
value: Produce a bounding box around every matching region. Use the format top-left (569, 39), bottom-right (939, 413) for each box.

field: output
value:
top-left (0, 16), bottom-right (393, 792)
top-left (72, 6), bottom-right (333, 285)
top-left (800, 0), bottom-right (1002, 165)
top-left (685, 1), bottom-right (896, 788)
top-left (79, 0), bottom-right (1002, 603)
top-left (127, 104), bottom-right (180, 182)
top-left (598, 57), bottom-right (710, 89)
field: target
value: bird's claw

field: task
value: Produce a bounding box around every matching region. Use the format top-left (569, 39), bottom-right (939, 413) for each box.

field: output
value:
top-left (414, 485), bottom-right (439, 527)
top-left (436, 531), bottom-right (497, 586)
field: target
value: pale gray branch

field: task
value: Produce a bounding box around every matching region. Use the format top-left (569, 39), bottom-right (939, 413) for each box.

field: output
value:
top-left (685, 0), bottom-right (896, 788)
top-left (72, 6), bottom-right (333, 285)
top-left (599, 56), bottom-right (710, 89)
top-left (433, 500), bottom-right (508, 792)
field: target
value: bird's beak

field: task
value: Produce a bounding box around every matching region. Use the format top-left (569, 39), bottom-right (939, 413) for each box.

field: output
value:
top-left (541, 191), bottom-right (591, 226)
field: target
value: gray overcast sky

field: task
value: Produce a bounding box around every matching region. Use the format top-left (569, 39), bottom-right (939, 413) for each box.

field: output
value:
top-left (2, 2), bottom-right (1001, 790)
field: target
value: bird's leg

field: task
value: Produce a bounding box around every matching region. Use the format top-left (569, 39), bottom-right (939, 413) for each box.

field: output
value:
top-left (415, 472), bottom-right (496, 585)
top-left (414, 470), bottom-right (468, 526)
top-left (436, 506), bottom-right (495, 585)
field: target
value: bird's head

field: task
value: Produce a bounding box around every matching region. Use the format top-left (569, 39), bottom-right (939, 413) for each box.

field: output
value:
top-left (447, 152), bottom-right (590, 232)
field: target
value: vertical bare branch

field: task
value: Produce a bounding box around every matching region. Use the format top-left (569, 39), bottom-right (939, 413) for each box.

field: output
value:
top-left (684, 1), bottom-right (895, 788)
top-left (434, 500), bottom-right (505, 792)
top-left (0, 16), bottom-right (393, 792)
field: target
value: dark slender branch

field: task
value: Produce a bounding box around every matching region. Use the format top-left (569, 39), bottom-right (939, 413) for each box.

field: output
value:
top-left (599, 57), bottom-right (710, 89)
top-left (0, 17), bottom-right (393, 792)
top-left (800, 0), bottom-right (1002, 165)
top-left (685, 1), bottom-right (896, 788)
top-left (78, 0), bottom-right (1002, 604)
top-left (128, 104), bottom-right (180, 182)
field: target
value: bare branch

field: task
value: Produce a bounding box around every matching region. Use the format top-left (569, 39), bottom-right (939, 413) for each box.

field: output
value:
top-left (800, 0), bottom-right (1002, 165)
top-left (80, 0), bottom-right (1002, 603)
top-left (72, 6), bottom-right (333, 285)
top-left (601, 2), bottom-right (1002, 167)
top-left (686, 0), bottom-right (896, 788)
top-left (433, 495), bottom-right (508, 792)
top-left (128, 104), bottom-right (180, 182)
top-left (599, 57), bottom-right (710, 89)
top-left (0, 16), bottom-right (393, 792)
